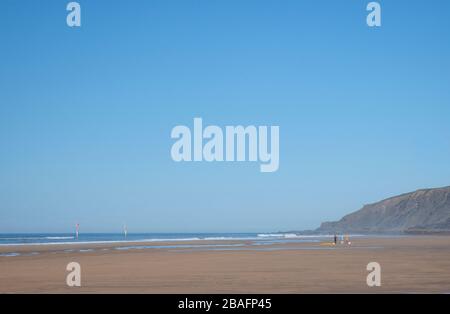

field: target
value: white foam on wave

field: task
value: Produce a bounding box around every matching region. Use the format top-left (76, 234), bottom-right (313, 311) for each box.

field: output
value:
top-left (257, 233), bottom-right (302, 238)
top-left (1, 237), bottom-right (53, 240)
top-left (203, 236), bottom-right (258, 241)
top-left (257, 234), bottom-right (280, 237)
top-left (0, 236), bottom-right (74, 241)
top-left (0, 237), bottom-right (203, 247)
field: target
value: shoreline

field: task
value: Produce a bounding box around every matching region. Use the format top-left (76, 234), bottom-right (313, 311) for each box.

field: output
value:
top-left (0, 234), bottom-right (440, 257)
top-left (0, 233), bottom-right (417, 255)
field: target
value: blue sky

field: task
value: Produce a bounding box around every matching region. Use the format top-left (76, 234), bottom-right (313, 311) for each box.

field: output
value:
top-left (1, 0), bottom-right (450, 233)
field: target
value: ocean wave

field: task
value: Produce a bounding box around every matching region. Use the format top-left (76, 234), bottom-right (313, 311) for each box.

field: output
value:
top-left (0, 236), bottom-right (74, 241)
top-left (0, 237), bottom-right (203, 247)
top-left (257, 233), bottom-right (300, 238)
top-left (257, 233), bottom-right (283, 238)
top-left (1, 237), bottom-right (50, 240)
top-left (202, 236), bottom-right (255, 241)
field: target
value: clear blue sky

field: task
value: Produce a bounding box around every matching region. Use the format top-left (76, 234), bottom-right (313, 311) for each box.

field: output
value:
top-left (1, 0), bottom-right (450, 233)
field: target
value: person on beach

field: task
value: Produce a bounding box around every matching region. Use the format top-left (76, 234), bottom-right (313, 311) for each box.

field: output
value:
top-left (334, 234), bottom-right (337, 245)
top-left (345, 235), bottom-right (351, 245)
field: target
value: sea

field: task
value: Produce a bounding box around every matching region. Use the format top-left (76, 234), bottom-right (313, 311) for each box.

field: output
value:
top-left (0, 232), bottom-right (331, 246)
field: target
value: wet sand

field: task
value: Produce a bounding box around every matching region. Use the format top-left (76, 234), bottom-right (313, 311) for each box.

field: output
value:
top-left (1, 236), bottom-right (450, 293)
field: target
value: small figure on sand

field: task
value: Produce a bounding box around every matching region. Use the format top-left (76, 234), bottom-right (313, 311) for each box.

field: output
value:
top-left (334, 234), bottom-right (337, 245)
top-left (345, 235), bottom-right (351, 245)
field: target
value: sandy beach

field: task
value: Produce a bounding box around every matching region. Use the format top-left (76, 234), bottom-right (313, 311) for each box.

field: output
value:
top-left (1, 236), bottom-right (450, 293)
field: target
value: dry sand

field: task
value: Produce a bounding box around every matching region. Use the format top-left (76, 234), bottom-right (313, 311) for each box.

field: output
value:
top-left (1, 236), bottom-right (450, 293)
